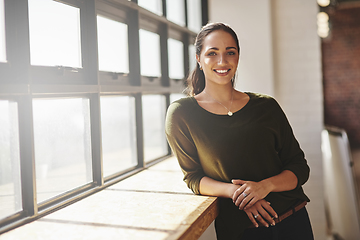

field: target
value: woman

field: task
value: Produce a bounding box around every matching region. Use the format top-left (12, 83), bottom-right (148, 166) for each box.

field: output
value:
top-left (165, 22), bottom-right (314, 240)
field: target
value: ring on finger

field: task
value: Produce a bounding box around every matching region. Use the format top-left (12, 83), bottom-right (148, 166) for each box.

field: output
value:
top-left (242, 192), bottom-right (248, 197)
top-left (254, 214), bottom-right (259, 219)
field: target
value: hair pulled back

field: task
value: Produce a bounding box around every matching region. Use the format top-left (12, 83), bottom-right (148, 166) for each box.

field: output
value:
top-left (186, 22), bottom-right (240, 96)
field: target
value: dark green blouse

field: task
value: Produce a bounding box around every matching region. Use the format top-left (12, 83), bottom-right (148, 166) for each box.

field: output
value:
top-left (165, 92), bottom-right (310, 238)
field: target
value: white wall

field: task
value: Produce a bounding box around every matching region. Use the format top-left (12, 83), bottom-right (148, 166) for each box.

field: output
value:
top-left (202, 0), bottom-right (326, 239)
top-left (209, 0), bottom-right (275, 96)
top-left (271, 0), bottom-right (325, 239)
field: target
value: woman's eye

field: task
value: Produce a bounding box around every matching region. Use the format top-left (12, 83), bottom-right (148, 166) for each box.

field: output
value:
top-left (228, 51), bottom-right (236, 55)
top-left (207, 52), bottom-right (216, 56)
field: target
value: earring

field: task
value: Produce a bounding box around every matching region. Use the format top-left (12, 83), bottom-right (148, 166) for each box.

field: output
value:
top-left (198, 64), bottom-right (203, 70)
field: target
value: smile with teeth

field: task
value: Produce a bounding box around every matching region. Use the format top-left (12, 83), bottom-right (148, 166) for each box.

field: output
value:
top-left (214, 69), bottom-right (230, 73)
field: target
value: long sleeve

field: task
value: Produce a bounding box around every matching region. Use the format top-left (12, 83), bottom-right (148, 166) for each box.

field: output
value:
top-left (272, 98), bottom-right (310, 188)
top-left (165, 101), bottom-right (205, 194)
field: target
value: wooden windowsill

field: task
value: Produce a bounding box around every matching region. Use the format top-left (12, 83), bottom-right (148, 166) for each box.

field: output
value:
top-left (1, 157), bottom-right (219, 240)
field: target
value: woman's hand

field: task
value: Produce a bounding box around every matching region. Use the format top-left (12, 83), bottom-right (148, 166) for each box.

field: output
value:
top-left (243, 199), bottom-right (278, 228)
top-left (231, 179), bottom-right (271, 210)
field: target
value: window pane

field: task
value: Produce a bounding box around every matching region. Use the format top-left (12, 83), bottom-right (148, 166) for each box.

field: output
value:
top-left (189, 44), bottom-right (196, 72)
top-left (0, 0), bottom-right (6, 62)
top-left (187, 0), bottom-right (202, 32)
top-left (100, 96), bottom-right (137, 177)
top-left (166, 0), bottom-right (185, 26)
top-left (138, 0), bottom-right (163, 16)
top-left (168, 38), bottom-right (184, 79)
top-left (139, 29), bottom-right (161, 77)
top-left (142, 95), bottom-right (167, 162)
top-left (97, 16), bottom-right (129, 73)
top-left (28, 0), bottom-right (82, 68)
top-left (33, 98), bottom-right (92, 203)
top-left (0, 100), bottom-right (22, 219)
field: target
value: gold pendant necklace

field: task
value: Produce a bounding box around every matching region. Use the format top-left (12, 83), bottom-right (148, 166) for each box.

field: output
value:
top-left (204, 89), bottom-right (234, 116)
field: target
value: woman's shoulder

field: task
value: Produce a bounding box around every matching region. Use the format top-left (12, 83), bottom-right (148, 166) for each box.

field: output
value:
top-left (246, 92), bottom-right (278, 106)
top-left (247, 92), bottom-right (274, 100)
top-left (167, 96), bottom-right (197, 116)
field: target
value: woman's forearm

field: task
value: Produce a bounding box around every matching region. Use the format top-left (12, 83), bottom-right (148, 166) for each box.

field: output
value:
top-left (199, 176), bottom-right (238, 199)
top-left (260, 170), bottom-right (298, 193)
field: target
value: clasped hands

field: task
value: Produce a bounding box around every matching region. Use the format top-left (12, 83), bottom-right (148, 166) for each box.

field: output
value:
top-left (231, 179), bottom-right (278, 228)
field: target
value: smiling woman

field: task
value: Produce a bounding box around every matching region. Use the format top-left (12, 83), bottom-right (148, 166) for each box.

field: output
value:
top-left (165, 22), bottom-right (314, 240)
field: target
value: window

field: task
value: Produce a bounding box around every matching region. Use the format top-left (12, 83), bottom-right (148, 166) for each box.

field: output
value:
top-left (0, 100), bottom-right (22, 219)
top-left (97, 16), bottom-right (129, 74)
top-left (187, 0), bottom-right (202, 32)
top-left (168, 38), bottom-right (184, 80)
top-left (0, 0), bottom-right (207, 233)
top-left (0, 0), bottom-right (6, 62)
top-left (166, 0), bottom-right (185, 26)
top-left (100, 96), bottom-right (137, 177)
top-left (189, 44), bottom-right (196, 72)
top-left (139, 29), bottom-right (161, 77)
top-left (32, 98), bottom-right (92, 203)
top-left (142, 95), bottom-right (168, 162)
top-left (138, 0), bottom-right (163, 16)
top-left (28, 0), bottom-right (82, 68)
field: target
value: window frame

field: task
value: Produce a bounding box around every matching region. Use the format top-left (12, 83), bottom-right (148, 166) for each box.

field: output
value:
top-left (0, 0), bottom-right (208, 234)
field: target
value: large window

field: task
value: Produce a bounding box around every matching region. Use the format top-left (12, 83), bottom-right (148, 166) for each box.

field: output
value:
top-left (33, 98), bottom-right (92, 203)
top-left (0, 100), bottom-right (21, 219)
top-left (139, 29), bottom-right (161, 78)
top-left (97, 16), bottom-right (129, 74)
top-left (28, 0), bottom-right (82, 68)
top-left (100, 95), bottom-right (137, 178)
top-left (142, 95), bottom-right (167, 162)
top-left (138, 0), bottom-right (163, 16)
top-left (0, 0), bottom-right (207, 234)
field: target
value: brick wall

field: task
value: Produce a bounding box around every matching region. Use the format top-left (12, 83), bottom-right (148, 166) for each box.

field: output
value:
top-left (322, 6), bottom-right (360, 149)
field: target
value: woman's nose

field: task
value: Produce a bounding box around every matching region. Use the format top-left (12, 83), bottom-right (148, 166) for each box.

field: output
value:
top-left (218, 54), bottom-right (228, 64)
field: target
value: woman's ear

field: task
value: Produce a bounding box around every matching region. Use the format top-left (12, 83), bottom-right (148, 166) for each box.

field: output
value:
top-left (196, 55), bottom-right (200, 65)
top-left (196, 55), bottom-right (202, 69)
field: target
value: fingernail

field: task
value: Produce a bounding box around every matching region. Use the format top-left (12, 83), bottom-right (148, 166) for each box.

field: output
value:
top-left (266, 224), bottom-right (269, 228)
top-left (275, 215), bottom-right (278, 218)
top-left (271, 222), bottom-right (275, 226)
top-left (255, 224), bottom-right (259, 228)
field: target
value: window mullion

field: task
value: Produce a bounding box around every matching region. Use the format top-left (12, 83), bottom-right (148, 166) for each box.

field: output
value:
top-left (90, 93), bottom-right (103, 186)
top-left (160, 24), bottom-right (169, 87)
top-left (134, 93), bottom-right (144, 168)
top-left (128, 9), bottom-right (141, 86)
top-left (81, 0), bottom-right (98, 85)
top-left (18, 95), bottom-right (37, 217)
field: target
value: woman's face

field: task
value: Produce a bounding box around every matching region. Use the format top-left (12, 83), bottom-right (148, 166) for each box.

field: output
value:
top-left (196, 30), bottom-right (239, 87)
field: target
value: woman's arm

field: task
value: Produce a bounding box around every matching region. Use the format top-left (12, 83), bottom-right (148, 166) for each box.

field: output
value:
top-left (199, 176), bottom-right (238, 198)
top-left (199, 176), bottom-right (278, 227)
top-left (232, 169), bottom-right (298, 210)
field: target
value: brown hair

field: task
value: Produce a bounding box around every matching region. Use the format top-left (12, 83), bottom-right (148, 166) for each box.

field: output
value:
top-left (186, 22), bottom-right (240, 96)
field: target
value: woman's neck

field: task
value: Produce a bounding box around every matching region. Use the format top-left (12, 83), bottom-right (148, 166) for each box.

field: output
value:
top-left (203, 83), bottom-right (234, 103)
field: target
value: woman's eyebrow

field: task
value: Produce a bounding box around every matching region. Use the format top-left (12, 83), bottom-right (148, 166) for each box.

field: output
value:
top-left (206, 46), bottom-right (237, 51)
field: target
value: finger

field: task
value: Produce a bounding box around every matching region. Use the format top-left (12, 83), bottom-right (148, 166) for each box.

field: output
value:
top-left (262, 202), bottom-right (278, 219)
top-left (238, 195), bottom-right (252, 210)
top-left (232, 179), bottom-right (246, 185)
top-left (234, 190), bottom-right (248, 207)
top-left (243, 196), bottom-right (259, 210)
top-left (244, 211), bottom-right (258, 228)
top-left (254, 213), bottom-right (269, 227)
top-left (258, 207), bottom-right (276, 226)
top-left (232, 186), bottom-right (246, 204)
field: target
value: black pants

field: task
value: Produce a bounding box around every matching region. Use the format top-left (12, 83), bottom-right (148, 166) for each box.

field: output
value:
top-left (240, 207), bottom-right (314, 240)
